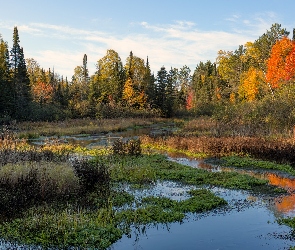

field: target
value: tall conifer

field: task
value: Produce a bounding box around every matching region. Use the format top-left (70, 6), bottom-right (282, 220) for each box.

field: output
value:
top-left (10, 27), bottom-right (31, 119)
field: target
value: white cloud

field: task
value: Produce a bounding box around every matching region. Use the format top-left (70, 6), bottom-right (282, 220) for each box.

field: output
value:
top-left (0, 14), bottom-right (279, 78)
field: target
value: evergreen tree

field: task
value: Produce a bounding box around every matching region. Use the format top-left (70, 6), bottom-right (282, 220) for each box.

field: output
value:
top-left (10, 27), bottom-right (31, 120)
top-left (192, 61), bottom-right (220, 110)
top-left (0, 37), bottom-right (13, 118)
top-left (155, 66), bottom-right (168, 115)
top-left (144, 57), bottom-right (156, 107)
top-left (164, 68), bottom-right (177, 117)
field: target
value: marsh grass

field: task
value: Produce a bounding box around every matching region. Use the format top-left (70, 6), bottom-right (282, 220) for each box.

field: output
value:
top-left (108, 154), bottom-right (271, 191)
top-left (16, 118), bottom-right (166, 138)
top-left (0, 207), bottom-right (122, 249)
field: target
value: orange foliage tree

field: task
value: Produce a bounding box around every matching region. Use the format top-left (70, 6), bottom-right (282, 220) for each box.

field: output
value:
top-left (186, 89), bottom-right (194, 110)
top-left (285, 43), bottom-right (295, 81)
top-left (266, 36), bottom-right (293, 89)
top-left (32, 80), bottom-right (54, 104)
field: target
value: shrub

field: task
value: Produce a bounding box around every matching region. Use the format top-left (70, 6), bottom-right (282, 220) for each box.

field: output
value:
top-left (71, 158), bottom-right (110, 193)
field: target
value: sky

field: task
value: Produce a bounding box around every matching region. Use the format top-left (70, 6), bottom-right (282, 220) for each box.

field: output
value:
top-left (0, 0), bottom-right (295, 79)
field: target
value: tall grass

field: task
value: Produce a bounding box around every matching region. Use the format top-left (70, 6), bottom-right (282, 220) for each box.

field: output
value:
top-left (0, 161), bottom-right (80, 216)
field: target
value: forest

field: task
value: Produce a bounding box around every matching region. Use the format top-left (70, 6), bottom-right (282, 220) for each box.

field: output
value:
top-left (1, 23), bottom-right (295, 136)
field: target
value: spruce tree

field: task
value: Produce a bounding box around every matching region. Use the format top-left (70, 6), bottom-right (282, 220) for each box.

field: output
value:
top-left (155, 66), bottom-right (168, 115)
top-left (144, 57), bottom-right (156, 107)
top-left (0, 37), bottom-right (13, 118)
top-left (10, 27), bottom-right (31, 120)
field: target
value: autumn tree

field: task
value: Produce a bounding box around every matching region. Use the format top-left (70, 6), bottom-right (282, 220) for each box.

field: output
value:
top-left (96, 49), bottom-right (125, 103)
top-left (266, 36), bottom-right (293, 89)
top-left (285, 41), bottom-right (295, 81)
top-left (216, 45), bottom-right (246, 101)
top-left (254, 23), bottom-right (290, 72)
top-left (122, 51), bottom-right (147, 108)
top-left (238, 67), bottom-right (267, 102)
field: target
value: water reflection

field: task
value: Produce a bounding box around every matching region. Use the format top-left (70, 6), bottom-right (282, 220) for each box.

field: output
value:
top-left (168, 156), bottom-right (295, 216)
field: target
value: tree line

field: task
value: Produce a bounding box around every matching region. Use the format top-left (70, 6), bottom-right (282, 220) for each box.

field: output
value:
top-left (1, 24), bottom-right (295, 131)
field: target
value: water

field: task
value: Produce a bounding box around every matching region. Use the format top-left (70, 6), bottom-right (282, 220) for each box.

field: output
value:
top-left (110, 182), bottom-right (294, 250)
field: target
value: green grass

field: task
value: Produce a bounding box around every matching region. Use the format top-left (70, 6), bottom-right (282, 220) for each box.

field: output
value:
top-left (220, 155), bottom-right (295, 176)
top-left (0, 207), bottom-right (122, 249)
top-left (108, 154), bottom-right (269, 190)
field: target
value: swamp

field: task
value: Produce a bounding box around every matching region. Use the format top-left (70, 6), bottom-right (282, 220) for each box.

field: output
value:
top-left (0, 117), bottom-right (295, 249)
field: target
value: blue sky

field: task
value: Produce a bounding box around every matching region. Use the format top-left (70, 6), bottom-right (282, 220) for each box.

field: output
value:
top-left (0, 0), bottom-right (294, 78)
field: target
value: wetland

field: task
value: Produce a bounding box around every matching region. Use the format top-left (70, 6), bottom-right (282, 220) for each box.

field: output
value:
top-left (1, 118), bottom-right (295, 249)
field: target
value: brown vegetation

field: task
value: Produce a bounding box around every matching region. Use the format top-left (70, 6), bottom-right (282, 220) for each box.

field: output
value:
top-left (141, 135), bottom-right (295, 165)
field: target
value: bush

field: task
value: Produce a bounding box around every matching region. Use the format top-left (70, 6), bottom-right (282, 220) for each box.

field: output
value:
top-left (71, 158), bottom-right (110, 193)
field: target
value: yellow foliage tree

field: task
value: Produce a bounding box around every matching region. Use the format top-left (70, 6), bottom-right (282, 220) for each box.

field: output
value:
top-left (238, 67), bottom-right (266, 102)
top-left (122, 78), bottom-right (136, 106)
